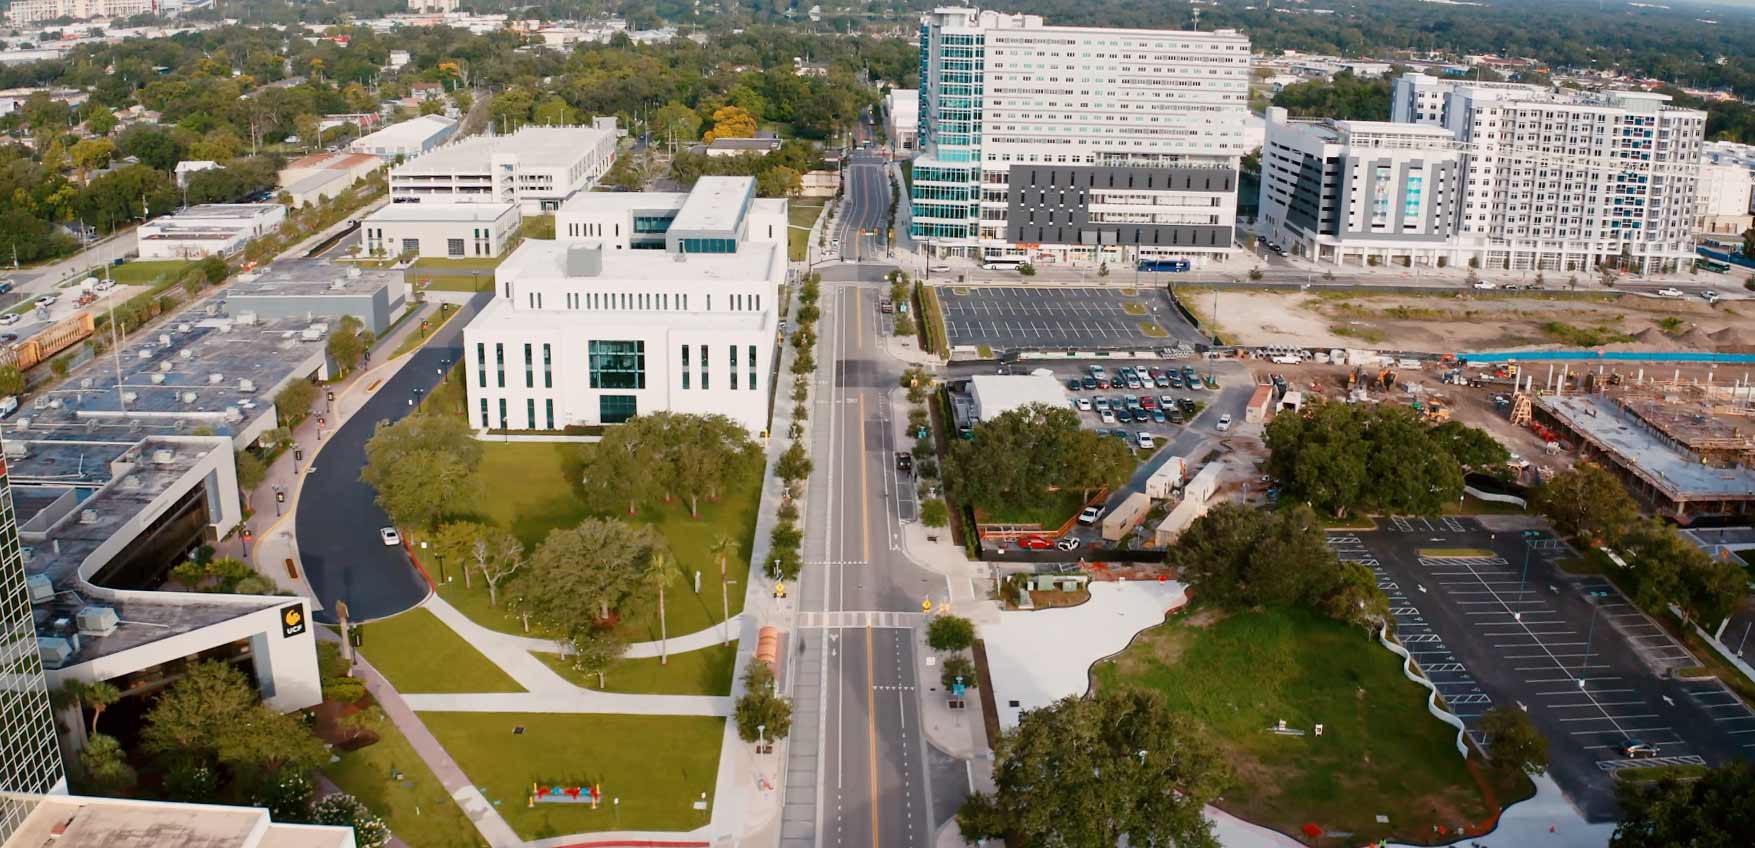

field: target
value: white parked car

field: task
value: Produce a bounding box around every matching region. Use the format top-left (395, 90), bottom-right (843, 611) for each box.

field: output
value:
top-left (1216, 414), bottom-right (1233, 432)
top-left (1100, 410), bottom-right (1116, 424)
top-left (929, 264), bottom-right (952, 273)
top-left (1076, 397), bottom-right (1092, 411)
top-left (0, 313), bottom-right (17, 326)
top-left (1656, 287), bottom-right (1684, 298)
top-left (1137, 432), bottom-right (1155, 450)
top-left (1077, 506), bottom-right (1103, 526)
top-left (36, 293), bottom-right (59, 306)
top-left (1472, 281), bottom-right (1497, 290)
top-left (379, 527), bottom-right (402, 546)
top-left (1700, 289), bottom-right (1722, 304)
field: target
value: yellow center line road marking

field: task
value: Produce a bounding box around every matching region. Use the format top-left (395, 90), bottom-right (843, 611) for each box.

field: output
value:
top-left (866, 625), bottom-right (880, 848)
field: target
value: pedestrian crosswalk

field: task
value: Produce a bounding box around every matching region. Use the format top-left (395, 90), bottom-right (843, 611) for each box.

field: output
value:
top-left (797, 610), bottom-right (925, 630)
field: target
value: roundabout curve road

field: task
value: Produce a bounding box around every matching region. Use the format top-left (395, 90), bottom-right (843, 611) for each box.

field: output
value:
top-left (297, 293), bottom-right (489, 624)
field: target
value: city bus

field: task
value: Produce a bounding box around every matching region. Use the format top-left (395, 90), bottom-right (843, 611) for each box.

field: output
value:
top-left (980, 257), bottom-right (1026, 271)
top-left (1696, 257), bottom-right (1732, 274)
top-left (1137, 259), bottom-right (1192, 273)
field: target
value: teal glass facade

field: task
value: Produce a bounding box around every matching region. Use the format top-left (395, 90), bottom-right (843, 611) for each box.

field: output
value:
top-left (588, 340), bottom-right (646, 389)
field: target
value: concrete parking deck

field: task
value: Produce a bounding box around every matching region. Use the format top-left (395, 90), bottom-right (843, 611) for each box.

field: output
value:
top-left (936, 285), bottom-right (1204, 351)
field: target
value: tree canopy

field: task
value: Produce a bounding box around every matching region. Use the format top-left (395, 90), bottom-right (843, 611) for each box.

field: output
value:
top-left (1612, 761), bottom-right (1755, 848)
top-left (523, 518), bottom-right (665, 640)
top-left (1265, 401), bottom-right (1495, 517)
top-left (580, 412), bottom-right (762, 516)
top-left (959, 688), bottom-right (1231, 847)
top-left (360, 411), bottom-right (482, 532)
top-left (944, 403), bottom-right (1135, 517)
top-left (1174, 503), bottom-right (1387, 626)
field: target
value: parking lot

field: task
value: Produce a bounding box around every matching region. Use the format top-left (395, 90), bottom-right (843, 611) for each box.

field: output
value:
top-left (1331, 517), bottom-right (1755, 822)
top-left (935, 285), bottom-right (1205, 351)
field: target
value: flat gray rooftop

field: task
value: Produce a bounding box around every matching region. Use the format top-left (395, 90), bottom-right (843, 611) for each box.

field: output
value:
top-left (670, 176), bottom-right (756, 234)
top-left (1542, 394), bottom-right (1755, 500)
top-left (228, 257), bottom-right (400, 298)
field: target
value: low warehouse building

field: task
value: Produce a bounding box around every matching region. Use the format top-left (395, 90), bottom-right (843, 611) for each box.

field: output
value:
top-left (135, 203), bottom-right (286, 260)
top-left (350, 113), bottom-right (459, 161)
top-left (225, 259), bottom-right (408, 335)
top-left (362, 201), bottom-right (521, 259)
top-left (968, 373), bottom-right (1067, 423)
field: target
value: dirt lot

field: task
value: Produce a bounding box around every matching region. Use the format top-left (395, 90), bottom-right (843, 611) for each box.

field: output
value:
top-left (1182, 287), bottom-right (1755, 353)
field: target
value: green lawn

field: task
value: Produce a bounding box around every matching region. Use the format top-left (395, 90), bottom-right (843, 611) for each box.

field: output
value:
top-left (1093, 607), bottom-right (1528, 844)
top-left (422, 713), bottom-right (725, 838)
top-left (975, 488), bottom-right (1089, 531)
top-left (324, 701), bottom-right (487, 848)
top-left (788, 203), bottom-right (824, 262)
top-left (432, 441), bottom-right (760, 644)
top-left (407, 256), bottom-right (505, 293)
top-left (390, 303), bottom-right (461, 359)
top-left (107, 259), bottom-right (193, 285)
top-left (535, 644), bottom-right (737, 696)
top-left (357, 607), bottom-right (524, 694)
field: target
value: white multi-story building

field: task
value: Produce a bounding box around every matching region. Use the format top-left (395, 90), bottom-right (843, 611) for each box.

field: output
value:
top-left (4, 0), bottom-right (155, 25)
top-left (406, 0), bottom-right (458, 11)
top-left (1258, 109), bottom-right (1466, 267)
top-left (464, 177), bottom-right (785, 435)
top-left (1697, 142), bottom-right (1755, 238)
top-left (363, 201), bottom-right (521, 259)
top-left (388, 121), bottom-right (618, 214)
top-left (1384, 73), bottom-right (1706, 274)
top-left (886, 88), bottom-right (918, 152)
top-left (909, 7), bottom-right (1250, 266)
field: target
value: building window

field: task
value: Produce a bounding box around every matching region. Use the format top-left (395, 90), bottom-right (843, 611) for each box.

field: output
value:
top-left (681, 345), bottom-right (690, 389)
top-left (448, 238), bottom-right (465, 257)
top-left (543, 344), bottom-right (552, 388)
top-left (498, 398), bottom-right (507, 430)
top-left (700, 344), bottom-right (709, 391)
top-left (600, 395), bottom-right (638, 424)
top-left (524, 344), bottom-right (534, 388)
top-left (527, 398), bottom-right (536, 429)
top-left (588, 340), bottom-right (646, 389)
top-left (729, 345), bottom-right (738, 390)
top-left (680, 237), bottom-right (737, 254)
top-left (495, 343), bottom-right (505, 387)
top-left (403, 238), bottom-right (419, 255)
top-left (476, 343), bottom-right (486, 387)
top-left (748, 344), bottom-right (758, 390)
top-left (546, 398), bottom-right (555, 430)
top-left (480, 398), bottom-right (489, 427)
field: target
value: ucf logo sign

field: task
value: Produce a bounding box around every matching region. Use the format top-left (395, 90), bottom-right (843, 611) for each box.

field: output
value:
top-left (281, 604), bottom-right (307, 638)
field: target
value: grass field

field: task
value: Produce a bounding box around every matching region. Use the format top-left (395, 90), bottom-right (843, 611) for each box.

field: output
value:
top-left (1093, 607), bottom-right (1528, 844)
top-left (390, 303), bottom-right (461, 358)
top-left (108, 259), bottom-right (193, 285)
top-left (324, 701), bottom-right (487, 848)
top-left (536, 643), bottom-right (737, 696)
top-left (422, 713), bottom-right (725, 838)
top-left (408, 256), bottom-right (505, 292)
top-left (357, 607), bottom-right (524, 694)
top-left (432, 441), bottom-right (759, 645)
top-left (975, 488), bottom-right (1088, 531)
top-left (788, 203), bottom-right (824, 262)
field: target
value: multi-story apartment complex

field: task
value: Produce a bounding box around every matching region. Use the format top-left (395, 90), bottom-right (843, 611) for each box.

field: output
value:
top-left (1257, 109), bottom-right (1466, 267)
top-left (4, 0), bottom-right (155, 25)
top-left (908, 7), bottom-right (1250, 266)
top-left (0, 450), bottom-right (65, 843)
top-left (389, 121), bottom-right (618, 214)
top-left (463, 177), bottom-right (786, 435)
top-left (1261, 74), bottom-right (1706, 274)
top-left (1697, 142), bottom-right (1755, 237)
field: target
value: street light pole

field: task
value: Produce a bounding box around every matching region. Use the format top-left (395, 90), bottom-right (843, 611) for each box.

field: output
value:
top-left (1580, 602), bottom-right (1601, 684)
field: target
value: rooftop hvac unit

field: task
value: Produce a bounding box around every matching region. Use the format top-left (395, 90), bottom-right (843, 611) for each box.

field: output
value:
top-left (76, 606), bottom-right (119, 637)
top-left (223, 407), bottom-right (241, 423)
top-left (181, 392), bottom-right (198, 404)
top-left (32, 396), bottom-right (48, 410)
top-left (238, 379), bottom-right (256, 392)
top-left (301, 324), bottom-right (328, 341)
top-left (26, 573), bottom-right (53, 603)
top-left (37, 636), bottom-right (77, 669)
top-left (78, 510), bottom-right (98, 525)
top-left (121, 475), bottom-right (142, 490)
top-left (137, 348), bottom-right (152, 361)
top-left (2, 440), bottom-right (26, 459)
top-left (236, 311), bottom-right (258, 326)
top-left (11, 417), bottom-right (26, 431)
top-left (177, 323), bottom-right (192, 333)
top-left (152, 449), bottom-right (174, 464)
top-left (178, 349), bottom-right (193, 360)
top-left (347, 267), bottom-right (363, 279)
top-left (122, 391), bottom-right (137, 403)
top-left (149, 374), bottom-right (165, 384)
top-left (46, 399), bottom-right (61, 410)
top-left (158, 334), bottom-right (172, 347)
top-left (208, 373), bottom-right (224, 385)
top-left (159, 361), bottom-right (173, 373)
top-left (79, 377), bottom-right (93, 389)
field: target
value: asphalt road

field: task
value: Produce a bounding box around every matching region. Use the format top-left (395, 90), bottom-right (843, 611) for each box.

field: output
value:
top-left (1337, 520), bottom-right (1755, 821)
top-left (781, 145), bottom-right (969, 847)
top-left (832, 152), bottom-right (892, 264)
top-left (297, 292), bottom-right (490, 624)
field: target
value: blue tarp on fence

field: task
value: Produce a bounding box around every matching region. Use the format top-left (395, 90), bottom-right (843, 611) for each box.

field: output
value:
top-left (1461, 350), bottom-right (1755, 364)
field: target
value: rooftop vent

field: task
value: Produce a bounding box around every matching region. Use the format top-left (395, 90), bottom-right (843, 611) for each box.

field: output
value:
top-left (122, 391), bottom-right (137, 404)
top-left (177, 323), bottom-right (191, 333)
top-left (1, 440), bottom-right (24, 458)
top-left (224, 407), bottom-right (241, 423)
top-left (137, 348), bottom-right (152, 361)
top-left (208, 373), bottom-right (224, 385)
top-left (181, 392), bottom-right (197, 404)
top-left (120, 475), bottom-right (141, 490)
top-left (152, 449), bottom-right (174, 465)
top-left (76, 606), bottom-right (119, 637)
top-left (26, 573), bottom-right (53, 604)
top-left (158, 334), bottom-right (172, 347)
top-left (178, 349), bottom-right (193, 360)
top-left (238, 379), bottom-right (256, 393)
top-left (78, 510), bottom-right (98, 525)
top-left (37, 636), bottom-right (77, 669)
top-left (565, 242), bottom-right (603, 278)
top-left (149, 373), bottom-right (165, 385)
top-left (79, 377), bottom-right (92, 389)
top-left (159, 361), bottom-right (173, 373)
top-left (236, 312), bottom-right (258, 326)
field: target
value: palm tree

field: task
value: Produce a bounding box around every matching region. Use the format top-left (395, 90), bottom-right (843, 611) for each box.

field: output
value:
top-left (708, 534), bottom-right (739, 645)
top-left (647, 551), bottom-right (685, 665)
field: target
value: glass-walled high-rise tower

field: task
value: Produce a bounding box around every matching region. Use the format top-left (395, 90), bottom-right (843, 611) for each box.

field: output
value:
top-left (0, 446), bottom-right (64, 841)
top-left (909, 7), bottom-right (1250, 267)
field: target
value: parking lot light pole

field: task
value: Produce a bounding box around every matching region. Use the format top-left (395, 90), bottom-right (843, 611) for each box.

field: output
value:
top-left (1520, 543), bottom-right (1533, 598)
top-left (1580, 602), bottom-right (1601, 685)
